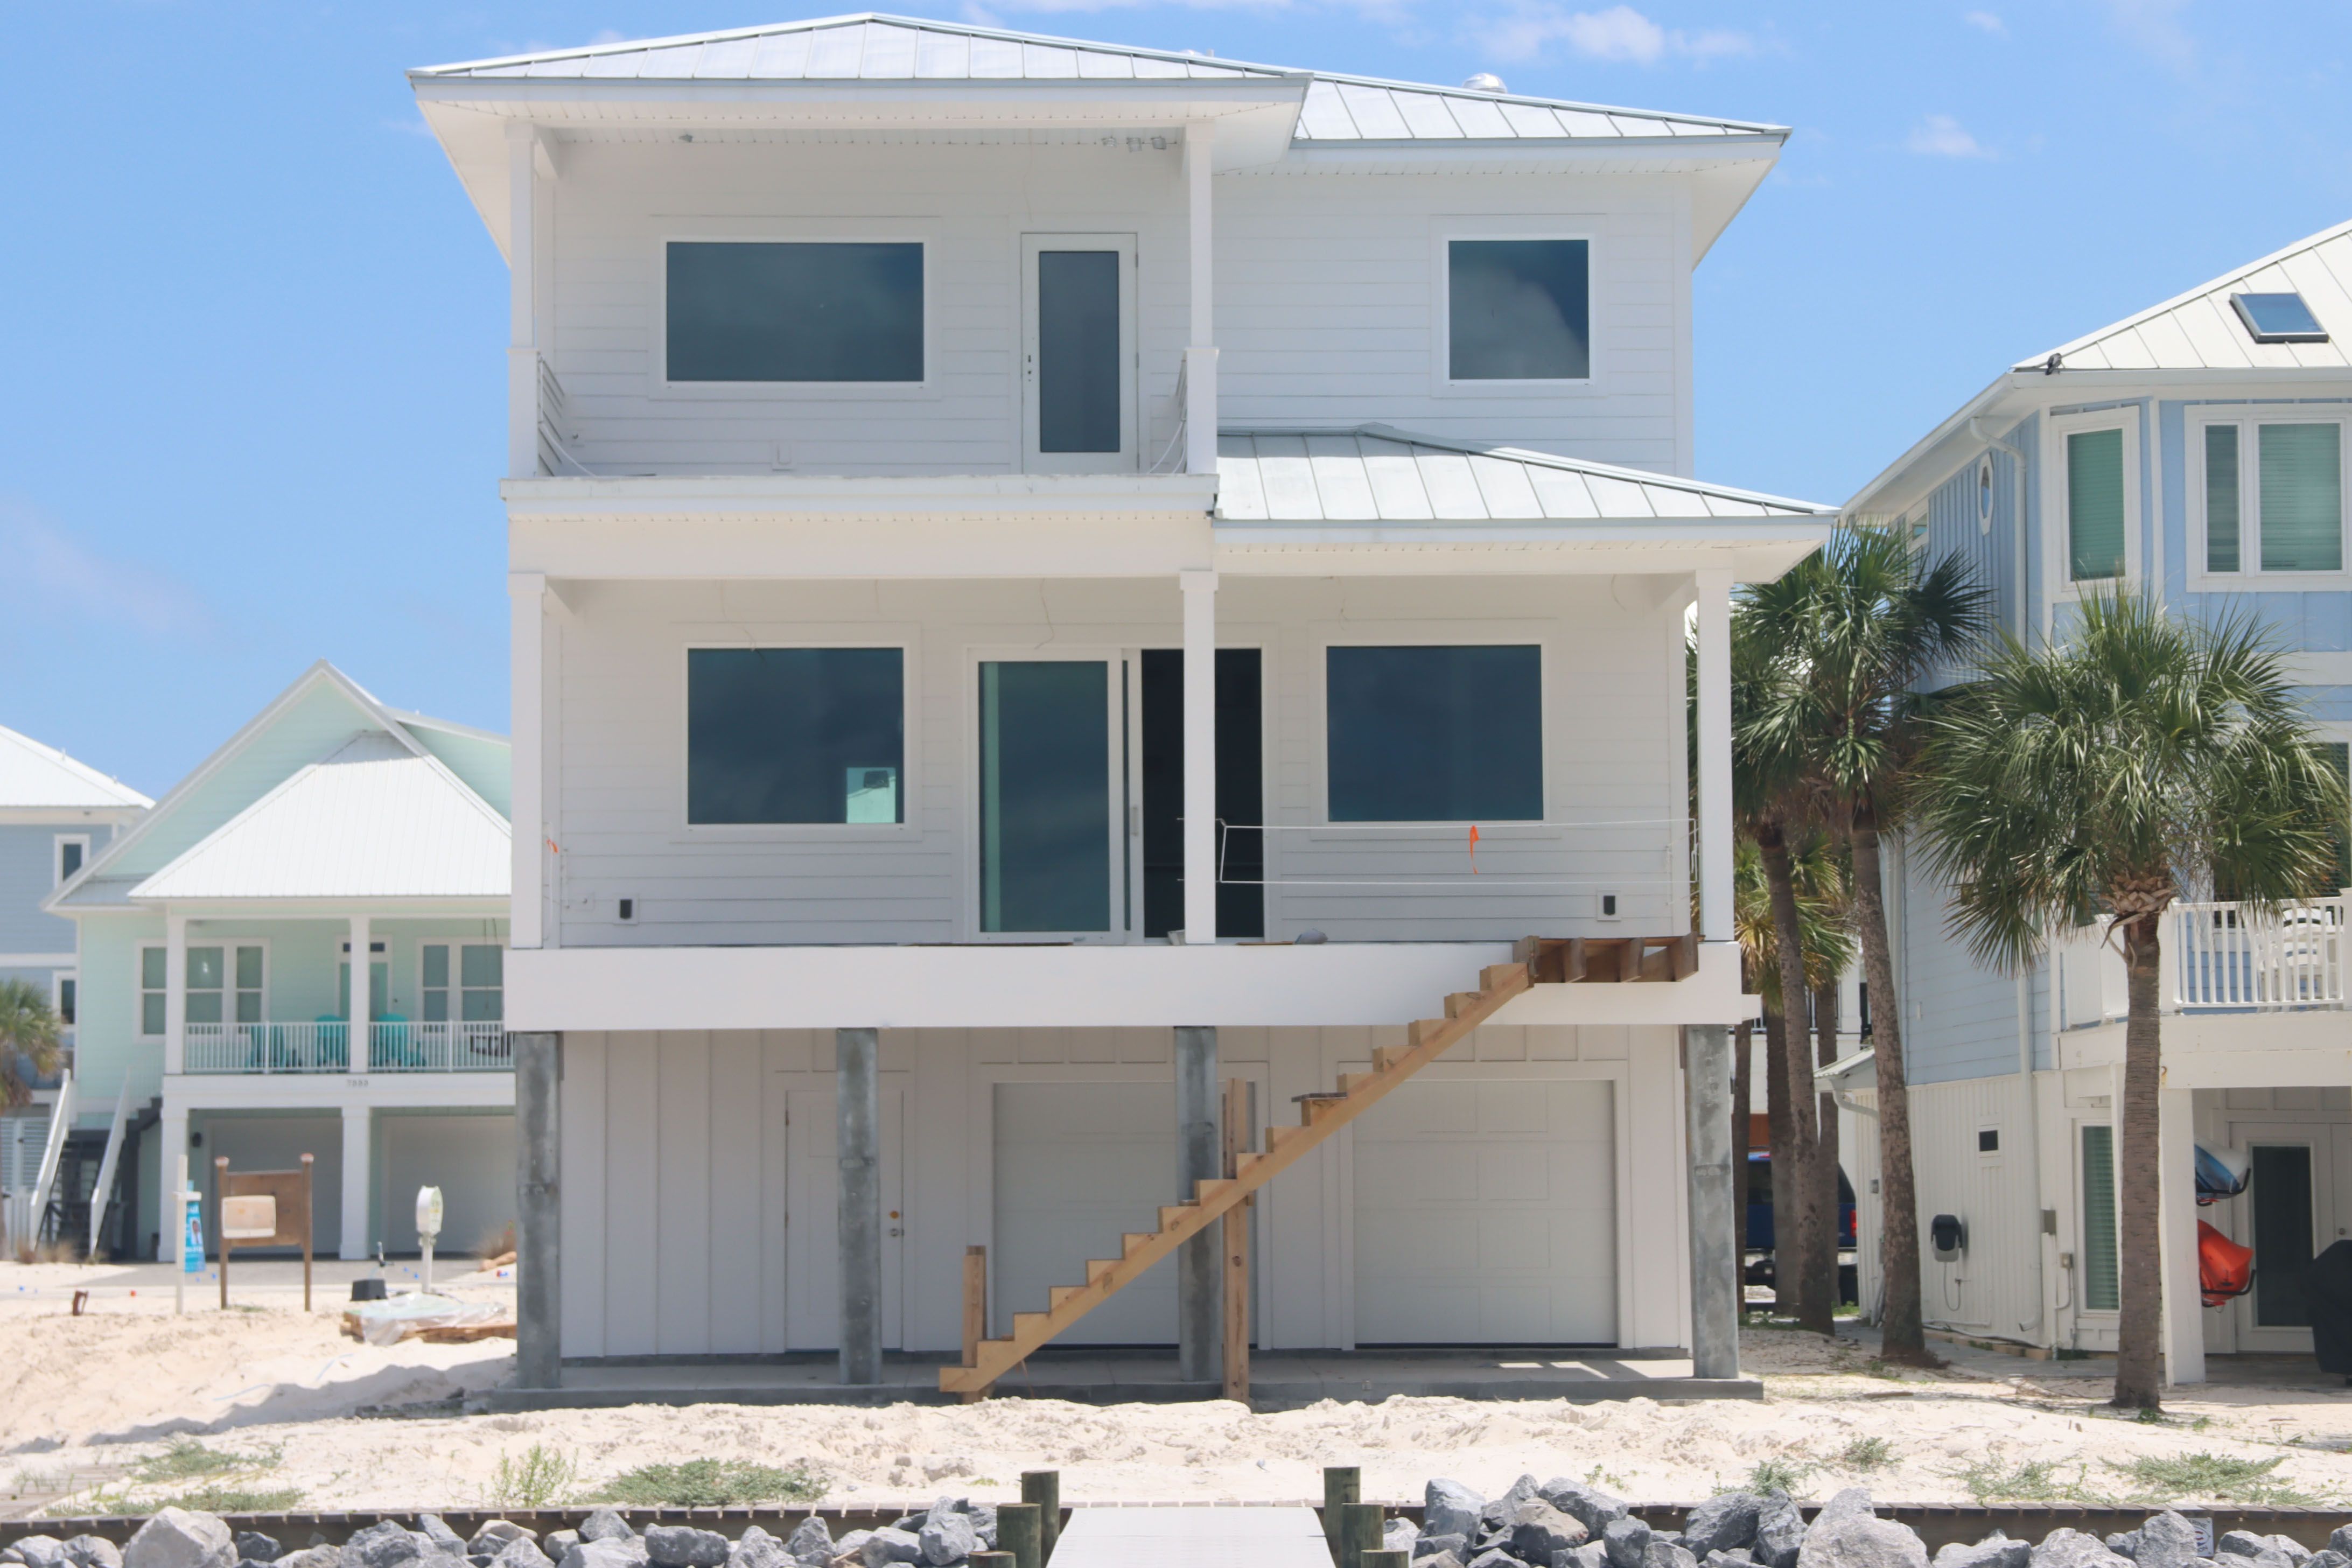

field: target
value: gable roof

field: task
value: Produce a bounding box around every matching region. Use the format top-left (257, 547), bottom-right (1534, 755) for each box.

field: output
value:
top-left (414, 13), bottom-right (1781, 144)
top-left (2022, 215), bottom-right (2352, 374)
top-left (1215, 427), bottom-right (1833, 523)
top-left (129, 731), bottom-right (509, 903)
top-left (0, 724), bottom-right (150, 812)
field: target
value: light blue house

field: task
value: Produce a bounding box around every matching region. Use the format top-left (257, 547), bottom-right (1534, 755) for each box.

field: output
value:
top-left (1839, 217), bottom-right (2352, 1383)
top-left (45, 662), bottom-right (516, 1262)
top-left (0, 725), bottom-right (149, 1245)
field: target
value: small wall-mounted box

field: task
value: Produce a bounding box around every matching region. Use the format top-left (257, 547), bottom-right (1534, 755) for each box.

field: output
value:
top-left (616, 898), bottom-right (636, 924)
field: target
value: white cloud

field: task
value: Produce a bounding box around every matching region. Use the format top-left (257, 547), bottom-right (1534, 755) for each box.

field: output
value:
top-left (1478, 4), bottom-right (1754, 66)
top-left (1962, 10), bottom-right (2006, 35)
top-left (587, 29), bottom-right (627, 45)
top-left (1906, 113), bottom-right (1992, 158)
top-left (4, 507), bottom-right (218, 642)
top-left (2102, 0), bottom-right (2196, 71)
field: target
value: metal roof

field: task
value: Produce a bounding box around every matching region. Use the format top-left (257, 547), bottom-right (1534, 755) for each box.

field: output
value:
top-left (1215, 428), bottom-right (1833, 523)
top-left (130, 731), bottom-right (509, 904)
top-left (0, 724), bottom-right (151, 811)
top-left (2025, 215), bottom-right (2352, 374)
top-left (415, 13), bottom-right (1780, 143)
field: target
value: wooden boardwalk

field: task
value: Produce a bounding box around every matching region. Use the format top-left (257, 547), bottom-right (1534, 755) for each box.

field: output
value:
top-left (1047, 1506), bottom-right (1333, 1567)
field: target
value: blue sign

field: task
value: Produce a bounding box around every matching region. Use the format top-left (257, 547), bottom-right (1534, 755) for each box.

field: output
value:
top-left (181, 1194), bottom-right (204, 1274)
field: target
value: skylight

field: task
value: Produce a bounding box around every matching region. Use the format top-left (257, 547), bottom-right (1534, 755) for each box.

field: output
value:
top-left (2230, 291), bottom-right (2329, 344)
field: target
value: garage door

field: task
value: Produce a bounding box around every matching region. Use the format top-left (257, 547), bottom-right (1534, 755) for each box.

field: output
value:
top-left (995, 1082), bottom-right (1175, 1345)
top-left (1354, 1078), bottom-right (1616, 1345)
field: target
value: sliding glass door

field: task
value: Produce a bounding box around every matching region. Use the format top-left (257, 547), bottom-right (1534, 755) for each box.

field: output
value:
top-left (978, 659), bottom-right (1123, 936)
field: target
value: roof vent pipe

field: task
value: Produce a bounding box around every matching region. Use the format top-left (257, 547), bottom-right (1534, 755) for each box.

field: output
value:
top-left (1462, 72), bottom-right (1507, 92)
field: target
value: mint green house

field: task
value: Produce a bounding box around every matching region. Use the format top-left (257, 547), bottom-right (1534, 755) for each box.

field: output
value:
top-left (46, 662), bottom-right (515, 1262)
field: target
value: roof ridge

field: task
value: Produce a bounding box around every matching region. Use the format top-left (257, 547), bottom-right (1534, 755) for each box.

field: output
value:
top-left (2024, 213), bottom-right (2352, 368)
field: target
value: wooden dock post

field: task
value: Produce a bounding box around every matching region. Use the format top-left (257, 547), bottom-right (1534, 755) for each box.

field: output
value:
top-left (1221, 1076), bottom-right (1252, 1403)
top-left (960, 1245), bottom-right (988, 1404)
top-left (1020, 1469), bottom-right (1059, 1560)
top-left (1338, 1503), bottom-right (1383, 1568)
top-left (997, 1502), bottom-right (1041, 1568)
top-left (1322, 1466), bottom-right (1360, 1563)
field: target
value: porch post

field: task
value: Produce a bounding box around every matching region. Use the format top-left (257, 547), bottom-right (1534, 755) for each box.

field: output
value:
top-left (513, 1031), bottom-right (562, 1387)
top-left (1175, 1025), bottom-right (1220, 1382)
top-left (2157, 1084), bottom-right (2204, 1386)
top-left (1694, 569), bottom-right (1734, 943)
top-left (1181, 569), bottom-right (1218, 943)
top-left (156, 1103), bottom-right (188, 1262)
top-left (338, 1104), bottom-right (372, 1262)
top-left (837, 1027), bottom-right (883, 1384)
top-left (163, 911), bottom-right (188, 1076)
top-left (509, 572), bottom-right (547, 951)
top-left (1182, 120), bottom-right (1216, 476)
top-left (1684, 1024), bottom-right (1740, 1379)
top-left (347, 914), bottom-right (372, 1057)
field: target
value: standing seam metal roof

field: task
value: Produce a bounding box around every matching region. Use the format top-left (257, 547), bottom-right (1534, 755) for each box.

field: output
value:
top-left (0, 723), bottom-right (151, 811)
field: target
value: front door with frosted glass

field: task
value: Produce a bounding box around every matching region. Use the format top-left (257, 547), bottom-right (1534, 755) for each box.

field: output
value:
top-left (1021, 234), bottom-right (1136, 474)
top-left (977, 658), bottom-right (1124, 939)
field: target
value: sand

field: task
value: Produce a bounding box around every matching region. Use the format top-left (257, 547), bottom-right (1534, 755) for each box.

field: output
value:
top-left (5, 1261), bottom-right (2350, 1517)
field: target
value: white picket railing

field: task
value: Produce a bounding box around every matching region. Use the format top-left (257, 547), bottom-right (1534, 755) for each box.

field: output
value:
top-left (2169, 894), bottom-right (2351, 1011)
top-left (182, 1021), bottom-right (512, 1075)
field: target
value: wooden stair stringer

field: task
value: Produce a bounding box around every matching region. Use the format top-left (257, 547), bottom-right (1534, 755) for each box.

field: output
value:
top-left (940, 960), bottom-right (1531, 1394)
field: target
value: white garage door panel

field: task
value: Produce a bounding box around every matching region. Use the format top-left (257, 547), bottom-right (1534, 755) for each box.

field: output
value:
top-left (1355, 1079), bottom-right (1616, 1345)
top-left (381, 1114), bottom-right (516, 1255)
top-left (995, 1082), bottom-right (1177, 1345)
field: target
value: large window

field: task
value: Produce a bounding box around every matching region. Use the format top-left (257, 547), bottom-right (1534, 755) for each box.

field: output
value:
top-left (422, 943), bottom-right (503, 1024)
top-left (1447, 239), bottom-right (1590, 381)
top-left (1326, 645), bottom-right (1542, 822)
top-left (2081, 1124), bottom-right (2119, 1313)
top-left (687, 647), bottom-right (906, 826)
top-left (2066, 426), bottom-right (2127, 583)
top-left (140, 942), bottom-right (264, 1036)
top-left (667, 241), bottom-right (923, 383)
top-left (2200, 416), bottom-right (2345, 576)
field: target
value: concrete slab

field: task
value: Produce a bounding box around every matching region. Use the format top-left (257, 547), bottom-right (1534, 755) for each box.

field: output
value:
top-left (1049, 1506), bottom-right (1331, 1567)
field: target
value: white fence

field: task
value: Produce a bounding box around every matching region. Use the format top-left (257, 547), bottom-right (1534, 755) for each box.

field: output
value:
top-left (183, 1021), bottom-right (512, 1075)
top-left (2170, 894), bottom-right (2350, 1012)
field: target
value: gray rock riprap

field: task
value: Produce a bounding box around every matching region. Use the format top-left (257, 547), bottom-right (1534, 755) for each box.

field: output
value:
top-left (234, 1538), bottom-right (281, 1565)
top-left (1427, 1479), bottom-right (1487, 1541)
top-left (642, 1530), bottom-right (726, 1568)
top-left (1510, 1501), bottom-right (1586, 1564)
top-left (1543, 1478), bottom-right (1632, 1536)
top-left (417, 1522), bottom-right (465, 1560)
top-left (125, 1509), bottom-right (237, 1568)
top-left (1796, 1489), bottom-right (1928, 1568)
top-left (1935, 1536), bottom-right (2031, 1568)
top-left (9, 1539), bottom-right (69, 1568)
top-left (1752, 1492), bottom-right (1806, 1568)
top-left (577, 1517), bottom-right (633, 1549)
top-left (1685, 1495), bottom-right (1764, 1559)
top-left (2134, 1516), bottom-right (2204, 1568)
top-left (65, 1541), bottom-right (124, 1568)
top-left (558, 1542), bottom-right (643, 1568)
top-left (1606, 1516), bottom-right (1656, 1568)
top-left (780, 1522), bottom-right (832, 1568)
top-left (2031, 1531), bottom-right (2134, 1568)
top-left (342, 1526), bottom-right (425, 1568)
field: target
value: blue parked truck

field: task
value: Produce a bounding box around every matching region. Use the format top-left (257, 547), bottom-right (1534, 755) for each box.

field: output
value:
top-left (1746, 1149), bottom-right (1859, 1303)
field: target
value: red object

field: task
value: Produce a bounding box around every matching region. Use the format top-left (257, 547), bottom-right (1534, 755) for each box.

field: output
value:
top-left (2199, 1220), bottom-right (2255, 1307)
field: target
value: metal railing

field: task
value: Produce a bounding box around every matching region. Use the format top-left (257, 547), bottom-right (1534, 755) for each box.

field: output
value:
top-left (2169, 893), bottom-right (2350, 1012)
top-left (182, 1021), bottom-right (513, 1075)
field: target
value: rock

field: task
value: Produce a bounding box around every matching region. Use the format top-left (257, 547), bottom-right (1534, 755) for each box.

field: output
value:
top-left (1558, 1545), bottom-right (1613, 1568)
top-left (466, 1532), bottom-right (530, 1561)
top-left (558, 1543), bottom-right (646, 1568)
top-left (723, 1530), bottom-right (782, 1568)
top-left (418, 1523), bottom-right (466, 1561)
top-left (2132, 1516), bottom-right (2202, 1568)
top-left (642, 1531), bottom-right (726, 1568)
top-left (915, 1514), bottom-right (972, 1568)
top-left (492, 1544), bottom-right (550, 1568)
top-left (1709, 1553), bottom-right (1758, 1568)
top-left (341, 1527), bottom-right (424, 1568)
top-left (2309, 1555), bottom-right (2350, 1568)
top-left (2029, 1531), bottom-right (2133, 1568)
top-left (2104, 1537), bottom-right (2139, 1563)
top-left (64, 1540), bottom-right (124, 1568)
top-left (1415, 1534), bottom-right (1470, 1565)
top-left (822, 1534), bottom-right (871, 1568)
top-left (1754, 1494), bottom-right (1807, 1568)
top-left (1607, 1516), bottom-right (1656, 1568)
top-left (859, 1532), bottom-right (920, 1567)
top-left (1482, 1476), bottom-right (1543, 1529)
top-left (1513, 1502), bottom-right (1589, 1563)
top-left (1384, 1520), bottom-right (1419, 1555)
top-left (236, 1541), bottom-right (281, 1565)
top-left (1543, 1479), bottom-right (1633, 1536)
top-left (778, 1523), bottom-right (832, 1568)
top-left (12, 1539), bottom-right (70, 1568)
top-left (125, 1510), bottom-right (239, 1568)
top-left (1428, 1480), bottom-right (1487, 1542)
top-left (538, 1543), bottom-right (577, 1566)
top-left (275, 1550), bottom-right (342, 1568)
top-left (1647, 1543), bottom-right (1700, 1568)
top-left (1797, 1491), bottom-right (1926, 1568)
top-left (2223, 1538), bottom-right (2307, 1567)
top-left (1415, 1556), bottom-right (1464, 1568)
top-left (1934, 1536), bottom-right (2030, 1568)
top-left (578, 1518), bottom-right (634, 1549)
top-left (1688, 1497), bottom-right (1765, 1558)
top-left (1467, 1551), bottom-right (1520, 1568)
top-left (2332, 1532), bottom-right (2352, 1562)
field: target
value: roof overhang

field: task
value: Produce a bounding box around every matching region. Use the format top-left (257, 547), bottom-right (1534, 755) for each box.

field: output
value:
top-left (120, 895), bottom-right (509, 917)
top-left (1213, 517), bottom-right (1832, 580)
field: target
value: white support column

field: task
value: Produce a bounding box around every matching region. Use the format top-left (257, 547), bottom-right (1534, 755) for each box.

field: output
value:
top-left (339, 1104), bottom-right (372, 1262)
top-left (157, 1103), bottom-right (187, 1262)
top-left (1693, 569), bottom-right (1734, 943)
top-left (163, 911), bottom-right (188, 1076)
top-left (348, 914), bottom-right (372, 1045)
top-left (2157, 1084), bottom-right (2206, 1385)
top-left (1182, 120), bottom-right (1217, 476)
top-left (1181, 568), bottom-right (1219, 943)
top-left (506, 122), bottom-right (540, 480)
top-left (509, 572), bottom-right (547, 950)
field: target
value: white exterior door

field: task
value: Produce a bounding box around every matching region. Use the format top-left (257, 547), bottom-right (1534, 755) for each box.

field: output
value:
top-left (1353, 1077), bottom-right (1618, 1344)
top-left (787, 1088), bottom-right (905, 1350)
top-left (993, 1081), bottom-right (1177, 1344)
top-left (1021, 234), bottom-right (1137, 474)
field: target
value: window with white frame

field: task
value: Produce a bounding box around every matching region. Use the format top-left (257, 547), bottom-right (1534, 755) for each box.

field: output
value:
top-left (2195, 410), bottom-right (2348, 578)
top-left (54, 974), bottom-right (75, 1029)
top-left (687, 646), bottom-right (907, 825)
top-left (2063, 423), bottom-right (2130, 583)
top-left (1445, 239), bottom-right (1591, 382)
top-left (139, 942), bottom-right (264, 1035)
top-left (421, 943), bottom-right (503, 1024)
top-left (1326, 645), bottom-right (1543, 821)
top-left (666, 241), bottom-right (924, 383)
top-left (53, 834), bottom-right (89, 885)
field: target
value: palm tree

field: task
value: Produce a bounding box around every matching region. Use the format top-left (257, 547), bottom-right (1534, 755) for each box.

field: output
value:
top-left (1, 979), bottom-right (64, 1112)
top-left (1740, 525), bottom-right (1993, 1362)
top-left (1917, 592), bottom-right (2344, 1408)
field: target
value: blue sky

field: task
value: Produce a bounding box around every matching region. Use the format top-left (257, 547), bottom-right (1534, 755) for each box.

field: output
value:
top-left (4, 2), bottom-right (2348, 796)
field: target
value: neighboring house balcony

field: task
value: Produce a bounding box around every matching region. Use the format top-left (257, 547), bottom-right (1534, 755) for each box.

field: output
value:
top-left (181, 1020), bottom-right (510, 1076)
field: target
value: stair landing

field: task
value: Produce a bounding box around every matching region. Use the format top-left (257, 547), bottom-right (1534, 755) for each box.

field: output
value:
top-left (1047, 1506), bottom-right (1329, 1568)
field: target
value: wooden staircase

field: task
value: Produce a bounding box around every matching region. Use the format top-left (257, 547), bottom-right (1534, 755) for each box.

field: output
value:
top-left (940, 959), bottom-right (1535, 1396)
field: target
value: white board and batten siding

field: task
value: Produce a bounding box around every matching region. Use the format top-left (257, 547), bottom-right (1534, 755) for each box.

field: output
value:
top-left (539, 141), bottom-right (1695, 479)
top-left (557, 1021), bottom-right (1690, 1357)
top-left (549, 574), bottom-right (1689, 949)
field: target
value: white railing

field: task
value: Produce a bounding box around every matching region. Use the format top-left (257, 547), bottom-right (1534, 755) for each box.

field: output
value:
top-left (26, 1072), bottom-right (73, 1247)
top-left (181, 1021), bottom-right (513, 1075)
top-left (2170, 894), bottom-right (2351, 1011)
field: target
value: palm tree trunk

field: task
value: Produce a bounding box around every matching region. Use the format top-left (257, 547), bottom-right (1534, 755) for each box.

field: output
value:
top-left (1762, 1003), bottom-right (1798, 1319)
top-left (1812, 982), bottom-right (1844, 1317)
top-left (2115, 912), bottom-right (2166, 1409)
top-left (1756, 822), bottom-right (1829, 1333)
top-left (1847, 811), bottom-right (1928, 1361)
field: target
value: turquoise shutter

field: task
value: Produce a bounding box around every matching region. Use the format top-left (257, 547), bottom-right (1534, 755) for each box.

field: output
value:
top-left (2204, 423), bottom-right (2241, 573)
top-left (2067, 429), bottom-right (2127, 581)
top-left (2258, 423), bottom-right (2343, 572)
top-left (2081, 1124), bottom-right (2119, 1312)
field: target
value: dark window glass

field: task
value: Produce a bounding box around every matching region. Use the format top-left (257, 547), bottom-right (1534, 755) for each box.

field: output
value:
top-left (1038, 250), bottom-right (1122, 453)
top-left (1326, 645), bottom-right (1542, 822)
top-left (979, 661), bottom-right (1110, 933)
top-left (667, 242), bottom-right (923, 382)
top-left (687, 648), bottom-right (905, 825)
top-left (59, 978), bottom-right (75, 1026)
top-left (59, 841), bottom-right (82, 880)
top-left (2253, 1143), bottom-right (2316, 1327)
top-left (1448, 239), bottom-right (1590, 380)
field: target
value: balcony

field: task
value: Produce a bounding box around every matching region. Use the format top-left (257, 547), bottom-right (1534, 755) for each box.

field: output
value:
top-left (182, 1021), bottom-right (512, 1076)
top-left (2172, 895), bottom-right (2348, 1012)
